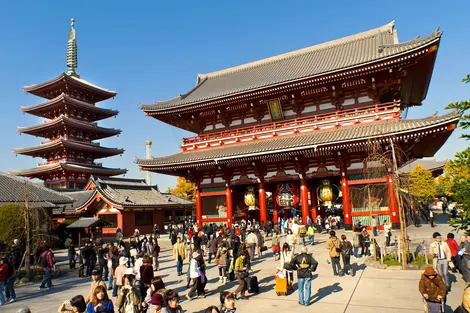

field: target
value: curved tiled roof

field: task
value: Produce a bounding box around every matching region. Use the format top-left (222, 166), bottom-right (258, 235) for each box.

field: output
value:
top-left (89, 176), bottom-right (194, 207)
top-left (142, 22), bottom-right (441, 112)
top-left (13, 139), bottom-right (124, 158)
top-left (0, 172), bottom-right (73, 204)
top-left (137, 110), bottom-right (460, 167)
top-left (10, 162), bottom-right (127, 177)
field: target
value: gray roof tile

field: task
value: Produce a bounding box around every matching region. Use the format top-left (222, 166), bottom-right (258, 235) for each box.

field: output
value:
top-left (142, 22), bottom-right (441, 112)
top-left (137, 110), bottom-right (460, 167)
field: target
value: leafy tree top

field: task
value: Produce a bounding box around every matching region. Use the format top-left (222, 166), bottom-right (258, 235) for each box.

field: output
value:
top-left (408, 164), bottom-right (437, 200)
top-left (446, 74), bottom-right (470, 139)
top-left (168, 177), bottom-right (196, 201)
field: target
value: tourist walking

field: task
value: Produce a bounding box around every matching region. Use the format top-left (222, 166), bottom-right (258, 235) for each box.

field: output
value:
top-left (58, 295), bottom-right (87, 313)
top-left (361, 227), bottom-right (371, 256)
top-left (326, 231), bottom-right (343, 276)
top-left (86, 285), bottom-right (114, 313)
top-left (140, 256), bottom-right (154, 286)
top-left (340, 234), bottom-right (354, 276)
top-left (383, 221), bottom-right (392, 247)
top-left (38, 245), bottom-right (55, 291)
top-left (459, 234), bottom-right (470, 282)
top-left (307, 224), bottom-right (316, 245)
top-left (280, 243), bottom-right (294, 289)
top-left (216, 244), bottom-right (229, 283)
top-left (0, 256), bottom-right (8, 306)
top-left (173, 237), bottom-right (186, 276)
top-left (151, 238), bottom-right (160, 271)
top-left (418, 267), bottom-right (446, 306)
top-left (234, 252), bottom-right (249, 300)
top-left (207, 234), bottom-right (218, 264)
top-left (286, 229), bottom-right (297, 256)
top-left (291, 246), bottom-right (318, 307)
top-left (220, 291), bottom-right (236, 313)
top-left (429, 232), bottom-right (451, 287)
top-left (371, 216), bottom-right (378, 237)
top-left (113, 257), bottom-right (128, 297)
top-left (68, 243), bottom-right (77, 270)
top-left (186, 252), bottom-right (202, 301)
top-left (446, 233), bottom-right (459, 272)
top-left (245, 230), bottom-right (258, 260)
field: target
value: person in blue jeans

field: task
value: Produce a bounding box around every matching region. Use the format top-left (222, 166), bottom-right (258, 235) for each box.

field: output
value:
top-left (39, 246), bottom-right (54, 291)
top-left (290, 246), bottom-right (318, 307)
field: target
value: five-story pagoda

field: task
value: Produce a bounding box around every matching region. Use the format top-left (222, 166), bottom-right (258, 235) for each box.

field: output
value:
top-left (11, 19), bottom-right (126, 189)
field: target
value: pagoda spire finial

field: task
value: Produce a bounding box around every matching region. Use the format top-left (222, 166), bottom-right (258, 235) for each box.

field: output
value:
top-left (66, 18), bottom-right (78, 76)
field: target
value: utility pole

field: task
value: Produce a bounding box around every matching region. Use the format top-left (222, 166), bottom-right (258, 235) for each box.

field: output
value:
top-left (389, 138), bottom-right (408, 265)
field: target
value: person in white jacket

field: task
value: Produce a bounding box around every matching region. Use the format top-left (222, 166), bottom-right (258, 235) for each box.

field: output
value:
top-left (186, 252), bottom-right (202, 301)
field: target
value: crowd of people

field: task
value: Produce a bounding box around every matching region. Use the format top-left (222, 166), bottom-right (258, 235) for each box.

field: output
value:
top-left (1, 210), bottom-right (470, 312)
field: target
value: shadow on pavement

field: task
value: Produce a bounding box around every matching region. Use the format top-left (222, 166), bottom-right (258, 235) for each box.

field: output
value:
top-left (311, 282), bottom-right (343, 303)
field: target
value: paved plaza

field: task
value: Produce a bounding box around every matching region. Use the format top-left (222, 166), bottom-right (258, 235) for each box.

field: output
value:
top-left (4, 214), bottom-right (466, 313)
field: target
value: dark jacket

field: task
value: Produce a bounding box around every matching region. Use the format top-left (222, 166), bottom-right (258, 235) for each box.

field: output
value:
top-left (290, 253), bottom-right (318, 279)
top-left (140, 263), bottom-right (154, 285)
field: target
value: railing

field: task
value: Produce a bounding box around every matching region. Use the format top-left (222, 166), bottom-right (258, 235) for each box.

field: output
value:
top-left (182, 101), bottom-right (400, 146)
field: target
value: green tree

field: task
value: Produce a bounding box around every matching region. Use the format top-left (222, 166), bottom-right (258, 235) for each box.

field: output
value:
top-left (444, 74), bottom-right (470, 233)
top-left (408, 164), bottom-right (437, 200)
top-left (0, 204), bottom-right (24, 244)
top-left (168, 177), bottom-right (196, 201)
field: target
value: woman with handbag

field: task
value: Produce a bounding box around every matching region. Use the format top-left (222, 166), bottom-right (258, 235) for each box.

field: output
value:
top-left (234, 253), bottom-right (249, 300)
top-left (280, 243), bottom-right (294, 289)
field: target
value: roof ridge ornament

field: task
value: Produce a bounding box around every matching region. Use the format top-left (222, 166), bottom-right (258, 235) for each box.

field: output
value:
top-left (66, 18), bottom-right (79, 77)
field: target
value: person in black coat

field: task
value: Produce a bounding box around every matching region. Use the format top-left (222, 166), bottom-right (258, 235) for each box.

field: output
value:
top-left (290, 246), bottom-right (318, 307)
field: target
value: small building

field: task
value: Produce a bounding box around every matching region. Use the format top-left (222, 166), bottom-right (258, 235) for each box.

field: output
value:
top-left (66, 176), bottom-right (194, 237)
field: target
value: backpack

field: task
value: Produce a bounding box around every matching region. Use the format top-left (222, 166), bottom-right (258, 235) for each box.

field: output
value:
top-left (38, 252), bottom-right (48, 268)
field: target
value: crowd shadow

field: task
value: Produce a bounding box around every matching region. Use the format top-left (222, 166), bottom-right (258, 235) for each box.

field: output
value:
top-left (310, 282), bottom-right (343, 303)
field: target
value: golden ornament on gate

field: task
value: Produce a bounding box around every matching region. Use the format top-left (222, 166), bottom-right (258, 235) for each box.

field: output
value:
top-left (244, 186), bottom-right (257, 210)
top-left (317, 180), bottom-right (338, 205)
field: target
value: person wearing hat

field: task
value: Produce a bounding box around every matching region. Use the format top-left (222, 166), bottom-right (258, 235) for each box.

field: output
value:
top-left (419, 266), bottom-right (447, 303)
top-left (112, 257), bottom-right (128, 298)
top-left (86, 270), bottom-right (107, 303)
top-left (185, 251), bottom-right (202, 301)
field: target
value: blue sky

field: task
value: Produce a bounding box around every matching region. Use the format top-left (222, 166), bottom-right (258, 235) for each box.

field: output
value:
top-left (0, 1), bottom-right (469, 191)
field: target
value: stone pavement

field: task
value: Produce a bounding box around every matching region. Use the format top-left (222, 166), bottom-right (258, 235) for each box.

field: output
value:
top-left (4, 213), bottom-right (466, 313)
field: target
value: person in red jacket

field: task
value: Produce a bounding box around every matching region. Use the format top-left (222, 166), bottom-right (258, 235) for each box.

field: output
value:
top-left (139, 255), bottom-right (154, 286)
top-left (446, 233), bottom-right (460, 272)
top-left (0, 256), bottom-right (9, 306)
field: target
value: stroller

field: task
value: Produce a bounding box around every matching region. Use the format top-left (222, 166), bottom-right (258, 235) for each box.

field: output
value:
top-left (422, 296), bottom-right (444, 313)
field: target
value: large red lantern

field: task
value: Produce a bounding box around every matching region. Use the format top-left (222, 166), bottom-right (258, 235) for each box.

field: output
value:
top-left (276, 183), bottom-right (299, 208)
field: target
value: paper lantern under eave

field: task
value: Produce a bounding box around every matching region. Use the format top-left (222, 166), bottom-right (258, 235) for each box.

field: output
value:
top-left (317, 180), bottom-right (338, 205)
top-left (244, 186), bottom-right (257, 210)
top-left (276, 182), bottom-right (299, 208)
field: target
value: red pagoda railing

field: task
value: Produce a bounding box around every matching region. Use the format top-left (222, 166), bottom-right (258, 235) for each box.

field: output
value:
top-left (181, 101), bottom-right (400, 150)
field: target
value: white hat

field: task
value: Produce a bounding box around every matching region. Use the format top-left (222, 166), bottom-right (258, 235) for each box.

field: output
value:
top-left (119, 257), bottom-right (129, 266)
top-left (13, 239), bottom-right (20, 245)
top-left (124, 268), bottom-right (134, 276)
top-left (192, 251), bottom-right (200, 258)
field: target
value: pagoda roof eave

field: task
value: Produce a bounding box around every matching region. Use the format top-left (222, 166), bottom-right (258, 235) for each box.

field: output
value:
top-left (17, 116), bottom-right (122, 139)
top-left (21, 93), bottom-right (119, 119)
top-left (136, 110), bottom-right (461, 170)
top-left (10, 162), bottom-right (127, 178)
top-left (141, 22), bottom-right (442, 114)
top-left (24, 73), bottom-right (117, 101)
top-left (13, 139), bottom-right (125, 158)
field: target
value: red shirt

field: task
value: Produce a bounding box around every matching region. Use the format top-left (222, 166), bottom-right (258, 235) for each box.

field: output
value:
top-left (0, 263), bottom-right (8, 282)
top-left (447, 238), bottom-right (460, 257)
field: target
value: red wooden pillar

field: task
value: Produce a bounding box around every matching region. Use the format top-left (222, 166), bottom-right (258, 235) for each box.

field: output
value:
top-left (310, 186), bottom-right (318, 221)
top-left (300, 177), bottom-right (309, 226)
top-left (341, 170), bottom-right (353, 230)
top-left (196, 186), bottom-right (202, 228)
top-left (387, 173), bottom-right (400, 229)
top-left (272, 187), bottom-right (279, 224)
top-left (225, 185), bottom-right (233, 228)
top-left (259, 180), bottom-right (267, 223)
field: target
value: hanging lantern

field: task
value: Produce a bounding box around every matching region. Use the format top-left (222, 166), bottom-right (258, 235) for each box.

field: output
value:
top-left (317, 180), bottom-right (339, 205)
top-left (244, 186), bottom-right (257, 210)
top-left (276, 183), bottom-right (299, 208)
